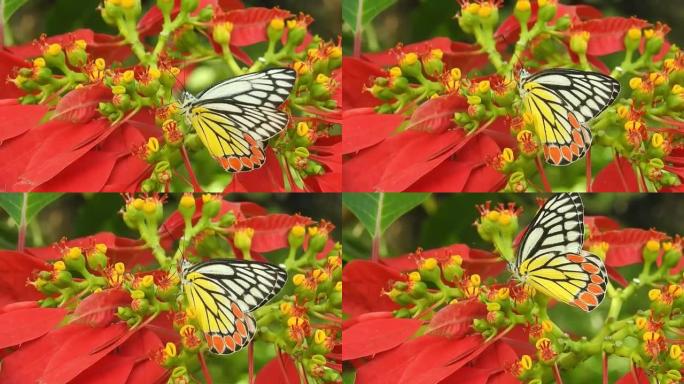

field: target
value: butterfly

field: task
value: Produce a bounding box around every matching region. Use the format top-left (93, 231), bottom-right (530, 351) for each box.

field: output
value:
top-left (179, 68), bottom-right (297, 172)
top-left (518, 68), bottom-right (620, 166)
top-left (510, 193), bottom-right (607, 312)
top-left (180, 258), bottom-right (287, 354)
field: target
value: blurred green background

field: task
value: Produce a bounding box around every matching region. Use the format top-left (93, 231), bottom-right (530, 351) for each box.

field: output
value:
top-left (343, 193), bottom-right (684, 383)
top-left (0, 192), bottom-right (341, 383)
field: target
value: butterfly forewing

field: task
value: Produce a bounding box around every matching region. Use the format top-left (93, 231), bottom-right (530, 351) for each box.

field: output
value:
top-left (514, 193), bottom-right (607, 312)
top-left (182, 259), bottom-right (287, 354)
top-left (519, 68), bottom-right (619, 166)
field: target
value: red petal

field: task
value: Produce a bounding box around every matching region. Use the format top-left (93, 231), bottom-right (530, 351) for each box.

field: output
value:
top-left (0, 102), bottom-right (48, 141)
top-left (0, 324), bottom-right (85, 382)
top-left (592, 156), bottom-right (639, 192)
top-left (227, 148), bottom-right (286, 192)
top-left (72, 289), bottom-right (131, 327)
top-left (224, 8), bottom-right (293, 47)
top-left (70, 355), bottom-right (134, 384)
top-left (0, 251), bottom-right (48, 306)
top-left (0, 307), bottom-right (67, 348)
top-left (440, 367), bottom-right (494, 384)
top-left (32, 151), bottom-right (119, 192)
top-left (376, 130), bottom-right (467, 191)
top-left (342, 260), bottom-right (401, 317)
top-left (342, 317), bottom-right (422, 360)
top-left (342, 110), bottom-right (404, 154)
top-left (126, 359), bottom-right (169, 384)
top-left (585, 215), bottom-right (622, 233)
top-left (616, 368), bottom-right (649, 384)
top-left (592, 228), bottom-right (667, 266)
top-left (41, 323), bottom-right (132, 383)
top-left (234, 213), bottom-right (314, 253)
top-left (406, 94), bottom-right (467, 133)
top-left (575, 17), bottom-right (650, 56)
top-left (426, 299), bottom-right (486, 339)
top-left (52, 85), bottom-right (112, 124)
top-left (0, 52), bottom-right (28, 98)
top-left (607, 265), bottom-right (628, 288)
top-left (255, 354), bottom-right (300, 384)
top-left (342, 57), bottom-right (384, 109)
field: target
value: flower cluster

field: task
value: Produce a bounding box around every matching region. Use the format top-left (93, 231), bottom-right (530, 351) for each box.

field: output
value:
top-left (343, 197), bottom-right (684, 383)
top-left (2, 1), bottom-right (341, 192)
top-left (0, 194), bottom-right (341, 383)
top-left (343, 0), bottom-right (684, 192)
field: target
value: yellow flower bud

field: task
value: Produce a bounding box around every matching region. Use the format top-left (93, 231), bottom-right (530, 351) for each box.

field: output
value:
top-left (629, 77), bottom-right (643, 90)
top-left (293, 274), bottom-right (306, 286)
top-left (408, 271), bottom-right (421, 282)
top-left (647, 239), bottom-right (661, 252)
top-left (270, 18), bottom-right (284, 30)
top-left (164, 342), bottom-right (177, 357)
top-left (627, 27), bottom-right (641, 40)
top-left (401, 52), bottom-right (418, 66)
top-left (670, 344), bottom-right (682, 359)
top-left (477, 80), bottom-right (491, 93)
top-left (486, 210), bottom-right (500, 221)
top-left (296, 122), bottom-right (310, 137)
top-left (46, 43), bottom-right (62, 56)
top-left (470, 274), bottom-right (481, 286)
top-left (520, 355), bottom-right (533, 370)
top-left (54, 261), bottom-right (66, 271)
top-left (644, 29), bottom-right (655, 39)
top-left (648, 288), bottom-right (662, 301)
top-left (499, 212), bottom-right (511, 225)
top-left (430, 49), bottom-right (443, 59)
top-left (33, 58), bottom-right (46, 68)
top-left (146, 137), bottom-right (160, 153)
top-left (516, 0), bottom-right (531, 12)
top-left (314, 329), bottom-right (327, 344)
top-left (651, 133), bottom-right (664, 148)
top-left (502, 148), bottom-right (514, 163)
top-left (421, 258), bottom-right (438, 270)
top-left (450, 255), bottom-right (463, 265)
top-left (66, 247), bottom-right (82, 260)
top-left (389, 66), bottom-right (402, 78)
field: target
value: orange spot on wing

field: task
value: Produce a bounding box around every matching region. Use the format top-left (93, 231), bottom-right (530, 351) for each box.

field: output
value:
top-left (253, 147), bottom-right (265, 161)
top-left (569, 143), bottom-right (580, 156)
top-left (567, 112), bottom-right (580, 129)
top-left (588, 283), bottom-right (604, 295)
top-left (244, 134), bottom-right (258, 146)
top-left (232, 332), bottom-right (243, 346)
top-left (572, 299), bottom-right (590, 312)
top-left (582, 263), bottom-right (600, 274)
top-left (212, 334), bottom-right (225, 354)
top-left (224, 335), bottom-right (236, 352)
top-left (241, 157), bottom-right (254, 170)
top-left (566, 254), bottom-right (586, 263)
top-left (580, 291), bottom-right (599, 306)
top-left (228, 157), bottom-right (242, 171)
top-left (546, 145), bottom-right (562, 165)
top-left (218, 157), bottom-right (230, 170)
top-left (236, 320), bottom-right (248, 338)
top-left (572, 130), bottom-right (585, 147)
top-left (591, 274), bottom-right (604, 284)
top-left (231, 303), bottom-right (244, 319)
top-left (561, 146), bottom-right (573, 162)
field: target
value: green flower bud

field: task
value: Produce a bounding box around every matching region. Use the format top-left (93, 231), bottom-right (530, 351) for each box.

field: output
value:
top-left (288, 224), bottom-right (306, 249)
top-left (201, 195), bottom-right (221, 218)
top-left (180, 0), bottom-right (199, 13)
top-left (86, 244), bottom-right (109, 271)
top-left (537, 0), bottom-right (557, 22)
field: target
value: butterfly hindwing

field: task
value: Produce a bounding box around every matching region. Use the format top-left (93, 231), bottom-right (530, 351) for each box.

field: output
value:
top-left (182, 259), bottom-right (287, 354)
top-left (513, 193), bottom-right (607, 312)
top-left (183, 68), bottom-right (296, 172)
top-left (519, 68), bottom-right (619, 166)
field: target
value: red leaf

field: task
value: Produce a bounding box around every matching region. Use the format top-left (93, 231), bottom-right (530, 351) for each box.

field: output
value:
top-left (440, 367), bottom-right (494, 384)
top-left (342, 57), bottom-right (385, 109)
top-left (0, 307), bottom-right (67, 349)
top-left (574, 17), bottom-right (650, 56)
top-left (342, 134), bottom-right (395, 191)
top-left (356, 335), bottom-right (483, 384)
top-left (256, 354), bottom-right (300, 384)
top-left (41, 323), bottom-right (132, 384)
top-left (72, 289), bottom-right (131, 327)
top-left (406, 133), bottom-right (504, 192)
top-left (118, 328), bottom-right (164, 358)
top-left (382, 244), bottom-right (505, 278)
top-left (426, 300), bottom-right (486, 339)
top-left (591, 228), bottom-right (667, 266)
top-left (616, 368), bottom-right (649, 384)
top-left (32, 151), bottom-right (119, 192)
top-left (223, 8), bottom-right (293, 46)
top-left (70, 355), bottom-right (135, 384)
top-left (7, 29), bottom-right (130, 63)
top-left (406, 94), bottom-right (466, 133)
top-left (0, 51), bottom-right (28, 98)
top-left (342, 110), bottom-right (404, 154)
top-left (376, 130), bottom-right (467, 191)
top-left (0, 102), bottom-right (48, 142)
top-left (52, 85), bottom-right (112, 123)
top-left (0, 251), bottom-right (48, 306)
top-left (342, 317), bottom-right (422, 360)
top-left (342, 260), bottom-right (401, 317)
top-left (0, 324), bottom-right (86, 383)
top-left (234, 214), bottom-right (314, 253)
top-left (592, 156), bottom-right (639, 192)
top-left (127, 359), bottom-right (169, 384)
top-left (585, 215), bottom-right (622, 234)
top-left (227, 148), bottom-right (286, 192)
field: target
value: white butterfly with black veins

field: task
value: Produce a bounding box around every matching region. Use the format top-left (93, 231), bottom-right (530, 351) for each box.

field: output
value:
top-left (179, 68), bottom-right (297, 172)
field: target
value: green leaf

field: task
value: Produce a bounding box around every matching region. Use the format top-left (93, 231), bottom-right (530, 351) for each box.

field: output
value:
top-left (0, 193), bottom-right (62, 226)
top-left (343, 193), bottom-right (429, 237)
top-left (342, 0), bottom-right (397, 32)
top-left (4, 0), bottom-right (29, 23)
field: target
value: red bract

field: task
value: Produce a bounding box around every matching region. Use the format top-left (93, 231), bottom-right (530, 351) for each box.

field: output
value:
top-left (52, 84), bottom-right (113, 123)
top-left (26, 232), bottom-right (156, 265)
top-left (342, 260), bottom-right (402, 317)
top-left (591, 228), bottom-right (667, 267)
top-left (7, 29), bottom-right (131, 63)
top-left (72, 289), bottom-right (132, 327)
top-left (592, 156), bottom-right (640, 192)
top-left (0, 51), bottom-right (28, 98)
top-left (255, 353), bottom-right (300, 383)
top-left (342, 316), bottom-right (423, 360)
top-left (572, 17), bottom-right (650, 56)
top-left (216, 7), bottom-right (293, 46)
top-left (0, 306), bottom-right (67, 349)
top-left (426, 299), bottom-right (487, 339)
top-left (0, 251), bottom-right (49, 306)
top-left (234, 213), bottom-right (314, 252)
top-left (380, 244), bottom-right (505, 278)
top-left (343, 110), bottom-right (404, 154)
top-left (342, 57), bottom-right (385, 109)
top-left (406, 94), bottom-right (467, 133)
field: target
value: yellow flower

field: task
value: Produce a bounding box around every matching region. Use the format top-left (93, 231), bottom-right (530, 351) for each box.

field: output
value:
top-left (629, 77), bottom-right (643, 90)
top-left (627, 27), bottom-right (642, 40)
top-left (502, 148), bottom-right (515, 163)
top-left (270, 18), bottom-right (284, 30)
